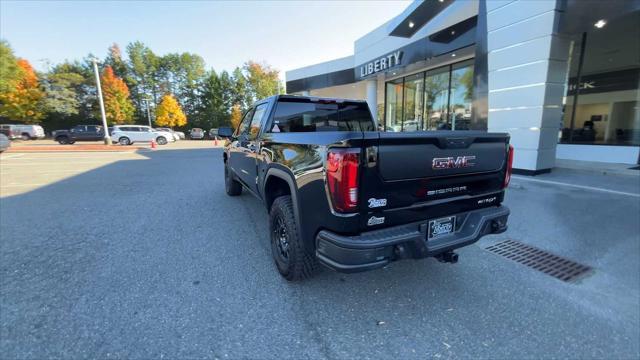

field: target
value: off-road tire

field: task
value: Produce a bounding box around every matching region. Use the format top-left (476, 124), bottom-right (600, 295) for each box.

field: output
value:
top-left (270, 195), bottom-right (319, 281)
top-left (224, 163), bottom-right (242, 196)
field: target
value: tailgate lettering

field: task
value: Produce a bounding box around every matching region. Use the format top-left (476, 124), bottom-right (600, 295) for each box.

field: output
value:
top-left (432, 156), bottom-right (476, 170)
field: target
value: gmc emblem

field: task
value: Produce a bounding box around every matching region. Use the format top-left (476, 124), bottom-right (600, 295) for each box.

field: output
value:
top-left (432, 156), bottom-right (476, 170)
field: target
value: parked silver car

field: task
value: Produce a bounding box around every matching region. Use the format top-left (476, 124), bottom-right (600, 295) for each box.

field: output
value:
top-left (190, 128), bottom-right (205, 140)
top-left (155, 128), bottom-right (181, 141)
top-left (0, 124), bottom-right (45, 140)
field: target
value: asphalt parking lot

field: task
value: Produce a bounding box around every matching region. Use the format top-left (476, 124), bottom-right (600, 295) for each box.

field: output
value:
top-left (1, 142), bottom-right (639, 359)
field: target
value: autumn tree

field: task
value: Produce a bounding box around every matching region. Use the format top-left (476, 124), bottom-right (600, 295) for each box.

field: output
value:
top-left (155, 94), bottom-right (186, 128)
top-left (105, 43), bottom-right (128, 80)
top-left (230, 104), bottom-right (243, 131)
top-left (244, 61), bottom-right (282, 102)
top-left (100, 65), bottom-right (134, 124)
top-left (0, 56), bottom-right (44, 123)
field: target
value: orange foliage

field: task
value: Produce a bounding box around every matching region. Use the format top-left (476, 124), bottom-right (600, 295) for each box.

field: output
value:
top-left (100, 65), bottom-right (134, 124)
top-left (0, 58), bottom-right (44, 122)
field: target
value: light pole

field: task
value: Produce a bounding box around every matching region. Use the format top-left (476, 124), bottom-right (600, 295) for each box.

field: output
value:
top-left (143, 99), bottom-right (153, 128)
top-left (91, 58), bottom-right (111, 145)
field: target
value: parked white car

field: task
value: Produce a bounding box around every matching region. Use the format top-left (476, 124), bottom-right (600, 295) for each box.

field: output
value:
top-left (0, 124), bottom-right (45, 140)
top-left (110, 125), bottom-right (175, 145)
top-left (155, 127), bottom-right (181, 141)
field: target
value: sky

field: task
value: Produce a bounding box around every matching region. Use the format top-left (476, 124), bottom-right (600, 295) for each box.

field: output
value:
top-left (0, 0), bottom-right (412, 79)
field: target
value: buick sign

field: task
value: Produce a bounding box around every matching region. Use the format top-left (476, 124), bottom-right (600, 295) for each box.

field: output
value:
top-left (432, 156), bottom-right (476, 170)
top-left (360, 51), bottom-right (402, 77)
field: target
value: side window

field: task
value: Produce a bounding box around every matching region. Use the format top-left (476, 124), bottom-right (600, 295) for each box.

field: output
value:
top-left (248, 104), bottom-right (268, 140)
top-left (75, 126), bottom-right (86, 133)
top-left (236, 109), bottom-right (254, 137)
top-left (86, 125), bottom-right (98, 132)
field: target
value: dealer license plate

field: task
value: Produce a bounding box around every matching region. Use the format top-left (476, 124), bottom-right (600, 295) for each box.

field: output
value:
top-left (428, 216), bottom-right (456, 239)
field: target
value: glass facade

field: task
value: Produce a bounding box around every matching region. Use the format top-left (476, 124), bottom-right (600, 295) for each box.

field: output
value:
top-left (384, 59), bottom-right (474, 132)
top-left (560, 11), bottom-right (640, 146)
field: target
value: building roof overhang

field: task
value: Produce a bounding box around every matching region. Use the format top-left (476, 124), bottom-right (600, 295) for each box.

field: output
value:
top-left (387, 0), bottom-right (454, 38)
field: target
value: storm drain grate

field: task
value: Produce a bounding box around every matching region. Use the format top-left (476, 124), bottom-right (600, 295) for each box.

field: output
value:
top-left (485, 239), bottom-right (593, 283)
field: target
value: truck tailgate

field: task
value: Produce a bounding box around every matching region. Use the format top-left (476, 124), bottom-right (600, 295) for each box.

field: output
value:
top-left (358, 131), bottom-right (510, 230)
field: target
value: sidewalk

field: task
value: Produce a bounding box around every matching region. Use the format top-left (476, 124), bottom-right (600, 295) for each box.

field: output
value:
top-left (555, 159), bottom-right (640, 177)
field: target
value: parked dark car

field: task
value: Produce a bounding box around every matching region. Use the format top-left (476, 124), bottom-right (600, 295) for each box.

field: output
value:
top-left (0, 133), bottom-right (10, 153)
top-left (219, 95), bottom-right (513, 281)
top-left (52, 125), bottom-right (105, 144)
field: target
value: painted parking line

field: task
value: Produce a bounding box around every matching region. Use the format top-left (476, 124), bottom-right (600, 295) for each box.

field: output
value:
top-left (0, 153), bottom-right (26, 159)
top-left (511, 175), bottom-right (640, 198)
top-left (0, 161), bottom-right (121, 166)
top-left (1, 183), bottom-right (47, 188)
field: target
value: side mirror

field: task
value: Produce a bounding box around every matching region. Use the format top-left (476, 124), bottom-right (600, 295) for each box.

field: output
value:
top-left (217, 127), bottom-right (234, 138)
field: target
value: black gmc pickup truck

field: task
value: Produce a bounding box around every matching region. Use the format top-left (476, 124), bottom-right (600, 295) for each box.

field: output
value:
top-left (52, 125), bottom-right (106, 144)
top-left (218, 95), bottom-right (513, 281)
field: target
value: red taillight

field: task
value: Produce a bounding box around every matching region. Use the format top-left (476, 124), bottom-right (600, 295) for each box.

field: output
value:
top-left (504, 145), bottom-right (514, 188)
top-left (326, 148), bottom-right (360, 213)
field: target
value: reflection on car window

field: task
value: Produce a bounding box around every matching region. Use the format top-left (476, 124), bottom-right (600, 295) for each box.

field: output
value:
top-left (248, 104), bottom-right (268, 140)
top-left (237, 109), bottom-right (254, 136)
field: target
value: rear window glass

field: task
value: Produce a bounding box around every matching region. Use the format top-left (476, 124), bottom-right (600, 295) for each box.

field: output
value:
top-left (270, 100), bottom-right (374, 132)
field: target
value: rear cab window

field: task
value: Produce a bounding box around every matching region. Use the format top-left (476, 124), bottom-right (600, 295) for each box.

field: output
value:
top-left (269, 98), bottom-right (374, 133)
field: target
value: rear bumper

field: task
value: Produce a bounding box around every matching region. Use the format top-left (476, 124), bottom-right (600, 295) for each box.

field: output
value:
top-left (316, 205), bottom-right (509, 273)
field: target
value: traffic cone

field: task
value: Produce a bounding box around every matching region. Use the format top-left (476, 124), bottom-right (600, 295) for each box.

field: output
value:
top-left (151, 140), bottom-right (157, 149)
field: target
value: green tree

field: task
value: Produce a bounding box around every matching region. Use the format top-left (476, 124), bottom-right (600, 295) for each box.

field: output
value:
top-left (0, 40), bottom-right (22, 94)
top-left (175, 52), bottom-right (206, 116)
top-left (126, 41), bottom-right (159, 122)
top-left (231, 67), bottom-right (250, 111)
top-left (197, 70), bottom-right (223, 128)
top-left (41, 67), bottom-right (85, 116)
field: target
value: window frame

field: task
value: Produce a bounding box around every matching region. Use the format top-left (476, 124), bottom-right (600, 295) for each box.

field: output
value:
top-left (383, 59), bottom-right (474, 132)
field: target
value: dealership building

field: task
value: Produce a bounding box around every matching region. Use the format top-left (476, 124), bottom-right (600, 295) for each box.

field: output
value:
top-left (285, 0), bottom-right (640, 173)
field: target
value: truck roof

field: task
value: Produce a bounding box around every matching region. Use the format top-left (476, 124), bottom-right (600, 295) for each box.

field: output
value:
top-left (261, 94), bottom-right (368, 105)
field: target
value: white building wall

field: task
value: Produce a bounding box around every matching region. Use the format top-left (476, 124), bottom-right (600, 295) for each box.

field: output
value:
top-left (286, 56), bottom-right (354, 81)
top-left (486, 0), bottom-right (570, 171)
top-left (354, 0), bottom-right (478, 66)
